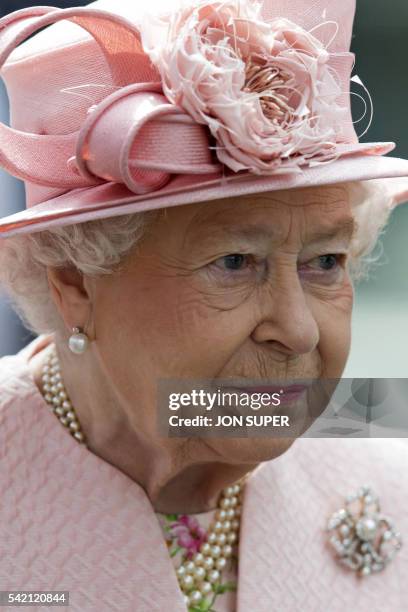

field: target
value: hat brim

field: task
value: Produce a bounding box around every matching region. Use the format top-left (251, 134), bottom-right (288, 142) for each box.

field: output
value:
top-left (1, 152), bottom-right (408, 237)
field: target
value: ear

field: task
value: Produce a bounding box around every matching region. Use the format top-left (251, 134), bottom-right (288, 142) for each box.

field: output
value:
top-left (47, 266), bottom-right (92, 334)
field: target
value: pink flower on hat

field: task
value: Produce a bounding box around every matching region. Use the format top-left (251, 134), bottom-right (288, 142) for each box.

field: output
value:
top-left (139, 0), bottom-right (347, 175)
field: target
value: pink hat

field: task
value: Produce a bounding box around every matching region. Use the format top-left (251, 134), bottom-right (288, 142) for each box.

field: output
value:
top-left (0, 0), bottom-right (407, 237)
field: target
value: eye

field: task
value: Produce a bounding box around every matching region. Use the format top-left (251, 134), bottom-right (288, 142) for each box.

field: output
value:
top-left (303, 253), bottom-right (347, 275)
top-left (208, 253), bottom-right (263, 283)
top-left (218, 254), bottom-right (249, 271)
top-left (204, 252), bottom-right (263, 300)
top-left (316, 254), bottom-right (341, 271)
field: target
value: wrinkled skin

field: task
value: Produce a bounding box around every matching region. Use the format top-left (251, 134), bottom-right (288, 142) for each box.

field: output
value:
top-left (30, 185), bottom-right (356, 512)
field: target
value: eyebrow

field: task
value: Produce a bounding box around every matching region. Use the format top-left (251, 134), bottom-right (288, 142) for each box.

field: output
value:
top-left (211, 217), bottom-right (357, 245)
top-left (307, 217), bottom-right (357, 244)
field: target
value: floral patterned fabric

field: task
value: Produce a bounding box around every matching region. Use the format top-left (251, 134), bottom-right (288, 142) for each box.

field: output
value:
top-left (156, 509), bottom-right (238, 612)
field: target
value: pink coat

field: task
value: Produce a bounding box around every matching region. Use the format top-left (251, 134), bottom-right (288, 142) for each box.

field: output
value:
top-left (1, 335), bottom-right (407, 611)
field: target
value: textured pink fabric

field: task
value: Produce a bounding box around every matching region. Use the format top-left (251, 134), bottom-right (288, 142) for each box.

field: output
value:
top-left (2, 153), bottom-right (408, 238)
top-left (0, 335), bottom-right (407, 611)
top-left (0, 0), bottom-right (407, 237)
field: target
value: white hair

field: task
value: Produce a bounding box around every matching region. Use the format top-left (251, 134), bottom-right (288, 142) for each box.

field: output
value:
top-left (0, 181), bottom-right (394, 335)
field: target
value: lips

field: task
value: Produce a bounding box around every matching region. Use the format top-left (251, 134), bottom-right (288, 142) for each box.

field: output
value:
top-left (238, 384), bottom-right (309, 404)
top-left (237, 384), bottom-right (308, 394)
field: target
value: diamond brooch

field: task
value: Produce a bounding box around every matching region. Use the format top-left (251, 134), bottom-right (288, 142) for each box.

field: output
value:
top-left (326, 486), bottom-right (403, 577)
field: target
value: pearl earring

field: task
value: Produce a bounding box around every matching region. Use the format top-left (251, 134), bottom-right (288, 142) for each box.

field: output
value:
top-left (68, 327), bottom-right (89, 354)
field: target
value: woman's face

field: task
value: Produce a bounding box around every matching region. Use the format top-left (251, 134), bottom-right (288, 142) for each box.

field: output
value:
top-left (88, 184), bottom-right (356, 462)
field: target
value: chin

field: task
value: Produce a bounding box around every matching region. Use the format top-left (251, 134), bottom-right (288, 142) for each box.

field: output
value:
top-left (203, 436), bottom-right (298, 465)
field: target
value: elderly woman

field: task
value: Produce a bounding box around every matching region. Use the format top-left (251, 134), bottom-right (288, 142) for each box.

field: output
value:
top-left (0, 0), bottom-right (408, 610)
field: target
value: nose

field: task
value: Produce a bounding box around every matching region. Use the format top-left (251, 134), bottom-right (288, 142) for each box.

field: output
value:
top-left (250, 264), bottom-right (319, 356)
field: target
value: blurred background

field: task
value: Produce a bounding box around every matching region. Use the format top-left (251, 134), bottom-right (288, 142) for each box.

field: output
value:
top-left (0, 0), bottom-right (407, 376)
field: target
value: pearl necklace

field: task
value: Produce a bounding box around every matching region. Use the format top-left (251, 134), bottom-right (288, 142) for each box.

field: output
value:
top-left (40, 344), bottom-right (246, 609)
top-left (41, 346), bottom-right (87, 445)
top-left (175, 482), bottom-right (243, 607)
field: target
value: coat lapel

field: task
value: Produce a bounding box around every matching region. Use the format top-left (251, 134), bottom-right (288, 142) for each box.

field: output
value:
top-left (236, 438), bottom-right (408, 611)
top-left (2, 341), bottom-right (188, 612)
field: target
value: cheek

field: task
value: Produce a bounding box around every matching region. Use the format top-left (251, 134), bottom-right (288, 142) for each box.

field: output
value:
top-left (156, 285), bottom-right (254, 377)
top-left (311, 279), bottom-right (354, 376)
top-left (94, 273), bottom-right (254, 379)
